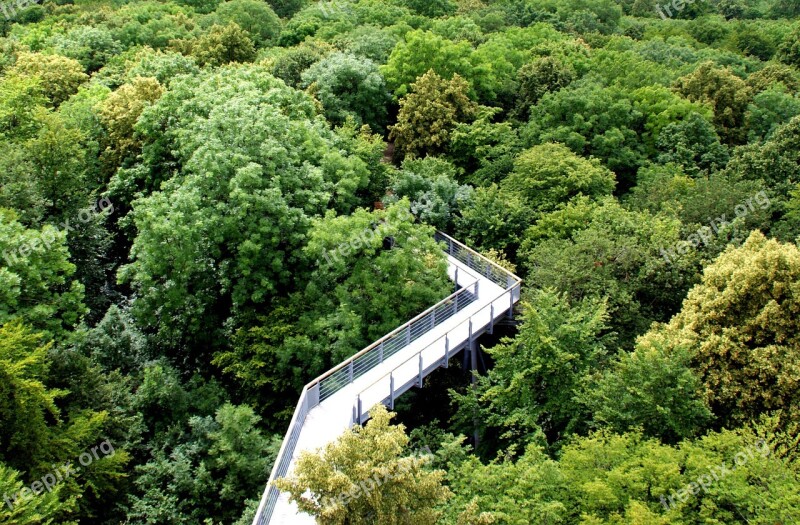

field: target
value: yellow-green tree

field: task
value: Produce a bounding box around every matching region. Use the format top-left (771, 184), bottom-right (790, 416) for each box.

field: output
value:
top-left (643, 231), bottom-right (800, 428)
top-left (501, 143), bottom-right (616, 214)
top-left (9, 52), bottom-right (88, 107)
top-left (389, 69), bottom-right (479, 159)
top-left (188, 23), bottom-right (256, 67)
top-left (275, 404), bottom-right (451, 525)
top-left (97, 76), bottom-right (164, 166)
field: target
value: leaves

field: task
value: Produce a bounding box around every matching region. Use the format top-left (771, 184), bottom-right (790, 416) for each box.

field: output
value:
top-left (390, 69), bottom-right (479, 159)
top-left (275, 404), bottom-right (451, 525)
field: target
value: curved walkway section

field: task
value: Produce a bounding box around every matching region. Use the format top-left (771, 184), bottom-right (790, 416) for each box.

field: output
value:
top-left (253, 232), bottom-right (522, 525)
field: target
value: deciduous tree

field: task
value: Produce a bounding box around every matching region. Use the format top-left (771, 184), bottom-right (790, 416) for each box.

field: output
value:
top-left (642, 231), bottom-right (800, 427)
top-left (9, 52), bottom-right (88, 107)
top-left (275, 404), bottom-right (450, 525)
top-left (501, 143), bottom-right (616, 213)
top-left (390, 70), bottom-right (479, 159)
top-left (673, 62), bottom-right (752, 145)
top-left (302, 52), bottom-right (391, 132)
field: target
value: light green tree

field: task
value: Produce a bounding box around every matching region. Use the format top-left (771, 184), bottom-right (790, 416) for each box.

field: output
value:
top-left (0, 210), bottom-right (86, 339)
top-left (9, 52), bottom-right (88, 107)
top-left (50, 26), bottom-right (123, 72)
top-left (520, 197), bottom-right (695, 348)
top-left (580, 339), bottom-right (712, 443)
top-left (275, 404), bottom-right (451, 525)
top-left (501, 143), bottom-right (616, 214)
top-left (0, 74), bottom-right (47, 139)
top-left (119, 66), bottom-right (371, 354)
top-left (213, 0), bottom-right (281, 47)
top-left (452, 289), bottom-right (611, 452)
top-left (0, 322), bottom-right (62, 470)
top-left (454, 184), bottom-right (531, 254)
top-left (0, 463), bottom-right (66, 524)
top-left (443, 425), bottom-right (800, 524)
top-left (381, 30), bottom-right (475, 99)
top-left (522, 83), bottom-right (647, 186)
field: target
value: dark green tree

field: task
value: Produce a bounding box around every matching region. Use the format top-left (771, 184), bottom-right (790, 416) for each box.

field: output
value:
top-left (302, 52), bottom-right (391, 132)
top-left (213, 0), bottom-right (281, 47)
top-left (673, 62), bottom-right (753, 145)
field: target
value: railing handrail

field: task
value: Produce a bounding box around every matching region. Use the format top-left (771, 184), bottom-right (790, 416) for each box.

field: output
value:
top-left (354, 280), bottom-right (521, 400)
top-left (436, 231), bottom-right (523, 286)
top-left (309, 273), bottom-right (480, 387)
top-left (253, 384), bottom-right (309, 524)
top-left (253, 232), bottom-right (522, 525)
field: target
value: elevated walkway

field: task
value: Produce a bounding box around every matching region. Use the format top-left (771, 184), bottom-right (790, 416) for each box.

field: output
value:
top-left (253, 232), bottom-right (522, 524)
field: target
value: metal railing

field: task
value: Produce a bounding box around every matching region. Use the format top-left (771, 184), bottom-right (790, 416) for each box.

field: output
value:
top-left (435, 231), bottom-right (520, 290)
top-left (254, 385), bottom-right (311, 525)
top-left (353, 277), bottom-right (522, 424)
top-left (252, 232), bottom-right (521, 525)
top-left (314, 281), bottom-right (479, 402)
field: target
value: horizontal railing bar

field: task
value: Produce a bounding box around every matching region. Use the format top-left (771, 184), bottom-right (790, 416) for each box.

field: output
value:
top-left (354, 283), bottom-right (521, 400)
top-left (311, 283), bottom-right (479, 388)
top-left (253, 384), bottom-right (310, 523)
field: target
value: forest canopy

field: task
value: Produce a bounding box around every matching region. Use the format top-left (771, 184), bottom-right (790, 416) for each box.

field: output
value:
top-left (1, 0), bottom-right (799, 523)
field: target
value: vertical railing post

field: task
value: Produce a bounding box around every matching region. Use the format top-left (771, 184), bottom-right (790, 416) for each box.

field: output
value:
top-left (348, 361), bottom-right (354, 383)
top-left (431, 308), bottom-right (436, 329)
top-left (406, 324), bottom-right (411, 345)
top-left (389, 373), bottom-right (395, 410)
top-left (379, 341), bottom-right (384, 363)
top-left (308, 382), bottom-right (320, 408)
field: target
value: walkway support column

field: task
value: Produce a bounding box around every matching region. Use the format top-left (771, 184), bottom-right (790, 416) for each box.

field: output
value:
top-left (469, 320), bottom-right (480, 448)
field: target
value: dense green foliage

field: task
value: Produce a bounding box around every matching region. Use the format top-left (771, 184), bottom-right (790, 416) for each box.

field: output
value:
top-left (1, 0), bottom-right (799, 523)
